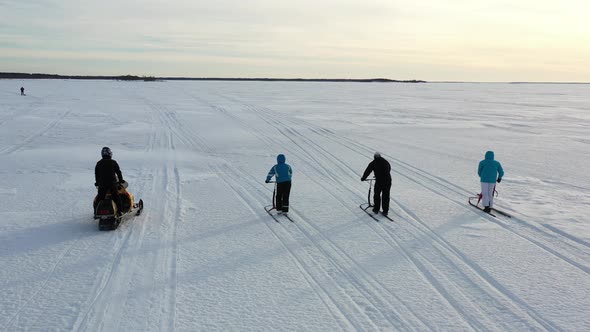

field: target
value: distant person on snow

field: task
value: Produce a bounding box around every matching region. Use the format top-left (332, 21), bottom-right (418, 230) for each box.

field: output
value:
top-left (478, 150), bottom-right (504, 212)
top-left (20, 87), bottom-right (25, 95)
top-left (361, 152), bottom-right (392, 216)
top-left (95, 147), bottom-right (124, 215)
top-left (265, 154), bottom-right (293, 214)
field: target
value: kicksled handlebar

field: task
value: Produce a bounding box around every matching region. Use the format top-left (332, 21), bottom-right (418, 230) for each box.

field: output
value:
top-left (363, 178), bottom-right (375, 207)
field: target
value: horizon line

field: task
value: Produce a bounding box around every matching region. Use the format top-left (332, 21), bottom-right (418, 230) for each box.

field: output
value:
top-left (1, 72), bottom-right (589, 84)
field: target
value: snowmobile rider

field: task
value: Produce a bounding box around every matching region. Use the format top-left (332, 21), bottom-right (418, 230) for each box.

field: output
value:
top-left (95, 147), bottom-right (124, 215)
top-left (478, 150), bottom-right (504, 213)
top-left (361, 152), bottom-right (392, 216)
top-left (265, 154), bottom-right (293, 214)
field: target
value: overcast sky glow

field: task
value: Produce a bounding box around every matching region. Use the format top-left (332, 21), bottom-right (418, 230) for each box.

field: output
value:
top-left (1, 0), bottom-right (589, 81)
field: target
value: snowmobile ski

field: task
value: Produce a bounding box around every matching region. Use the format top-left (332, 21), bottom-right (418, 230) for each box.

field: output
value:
top-left (135, 199), bottom-right (144, 216)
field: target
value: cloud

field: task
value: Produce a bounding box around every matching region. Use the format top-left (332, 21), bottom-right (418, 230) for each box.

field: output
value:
top-left (1, 0), bottom-right (590, 80)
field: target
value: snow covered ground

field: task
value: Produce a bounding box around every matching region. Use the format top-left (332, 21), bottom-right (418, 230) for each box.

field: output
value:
top-left (0, 80), bottom-right (589, 331)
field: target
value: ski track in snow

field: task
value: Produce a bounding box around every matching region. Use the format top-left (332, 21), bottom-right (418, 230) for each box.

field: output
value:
top-left (223, 165), bottom-right (431, 331)
top-left (212, 92), bottom-right (587, 330)
top-left (148, 94), bottom-right (425, 330)
top-left (0, 109), bottom-right (71, 155)
top-left (144, 96), bottom-right (362, 330)
top-left (1, 81), bottom-right (588, 331)
top-left (259, 113), bottom-right (543, 330)
top-left (242, 97), bottom-right (590, 277)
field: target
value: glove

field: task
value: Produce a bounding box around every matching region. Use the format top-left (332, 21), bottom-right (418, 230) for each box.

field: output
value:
top-left (497, 178), bottom-right (502, 183)
top-left (119, 180), bottom-right (125, 184)
top-left (361, 177), bottom-right (365, 181)
top-left (265, 179), bottom-right (270, 183)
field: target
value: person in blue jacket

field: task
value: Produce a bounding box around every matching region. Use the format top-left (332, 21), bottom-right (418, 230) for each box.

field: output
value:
top-left (478, 151), bottom-right (504, 212)
top-left (265, 154), bottom-right (293, 213)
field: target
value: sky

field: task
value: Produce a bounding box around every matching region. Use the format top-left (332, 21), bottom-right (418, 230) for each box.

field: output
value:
top-left (1, 0), bottom-right (589, 81)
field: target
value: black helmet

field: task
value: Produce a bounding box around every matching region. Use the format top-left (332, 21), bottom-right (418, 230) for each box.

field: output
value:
top-left (101, 146), bottom-right (112, 158)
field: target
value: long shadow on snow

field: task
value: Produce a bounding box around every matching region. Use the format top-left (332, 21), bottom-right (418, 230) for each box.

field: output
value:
top-left (0, 216), bottom-right (95, 258)
top-left (0, 213), bottom-right (266, 291)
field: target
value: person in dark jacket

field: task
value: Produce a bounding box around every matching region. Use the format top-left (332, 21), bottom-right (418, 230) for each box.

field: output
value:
top-left (361, 152), bottom-right (392, 216)
top-left (265, 154), bottom-right (293, 214)
top-left (477, 150), bottom-right (504, 212)
top-left (20, 87), bottom-right (25, 95)
top-left (95, 147), bottom-right (124, 215)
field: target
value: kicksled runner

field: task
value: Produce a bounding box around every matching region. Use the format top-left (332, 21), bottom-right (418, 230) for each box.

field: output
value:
top-left (468, 187), bottom-right (511, 218)
top-left (360, 178), bottom-right (393, 222)
top-left (94, 181), bottom-right (144, 230)
top-left (264, 181), bottom-right (294, 223)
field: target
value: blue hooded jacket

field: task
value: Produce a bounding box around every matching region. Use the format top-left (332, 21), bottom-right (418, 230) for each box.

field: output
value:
top-left (478, 151), bottom-right (504, 183)
top-left (266, 154), bottom-right (292, 183)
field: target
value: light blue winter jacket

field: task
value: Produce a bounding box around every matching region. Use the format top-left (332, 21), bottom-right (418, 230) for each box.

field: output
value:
top-left (266, 154), bottom-right (292, 183)
top-left (478, 151), bottom-right (504, 183)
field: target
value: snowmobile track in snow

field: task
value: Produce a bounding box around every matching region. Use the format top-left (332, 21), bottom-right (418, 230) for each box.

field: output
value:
top-left (75, 96), bottom-right (187, 331)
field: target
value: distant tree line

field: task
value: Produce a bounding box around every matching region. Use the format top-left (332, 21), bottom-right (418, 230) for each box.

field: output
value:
top-left (157, 77), bottom-right (426, 83)
top-left (0, 72), bottom-right (425, 83)
top-left (0, 73), bottom-right (158, 81)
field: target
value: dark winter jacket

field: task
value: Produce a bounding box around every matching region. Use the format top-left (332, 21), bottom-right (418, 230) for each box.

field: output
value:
top-left (361, 156), bottom-right (391, 183)
top-left (478, 151), bottom-right (504, 183)
top-left (266, 154), bottom-right (293, 183)
top-left (95, 157), bottom-right (123, 187)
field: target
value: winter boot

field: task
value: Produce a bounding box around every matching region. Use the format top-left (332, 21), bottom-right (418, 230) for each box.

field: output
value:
top-left (483, 206), bottom-right (491, 213)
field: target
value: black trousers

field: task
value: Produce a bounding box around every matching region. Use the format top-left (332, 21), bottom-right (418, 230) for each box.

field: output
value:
top-left (97, 183), bottom-right (122, 213)
top-left (276, 181), bottom-right (292, 212)
top-left (373, 181), bottom-right (391, 213)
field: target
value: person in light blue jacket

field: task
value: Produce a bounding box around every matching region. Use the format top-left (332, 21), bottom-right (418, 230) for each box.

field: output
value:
top-left (478, 151), bottom-right (504, 212)
top-left (265, 154), bottom-right (293, 213)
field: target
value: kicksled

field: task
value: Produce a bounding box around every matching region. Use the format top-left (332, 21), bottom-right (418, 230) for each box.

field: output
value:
top-left (360, 178), bottom-right (393, 222)
top-left (468, 187), bottom-right (511, 218)
top-left (264, 181), bottom-right (294, 223)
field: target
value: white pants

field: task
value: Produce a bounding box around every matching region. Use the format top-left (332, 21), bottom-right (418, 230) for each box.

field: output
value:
top-left (481, 182), bottom-right (495, 208)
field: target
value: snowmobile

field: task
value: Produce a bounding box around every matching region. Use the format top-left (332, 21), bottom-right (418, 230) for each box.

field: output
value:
top-left (93, 181), bottom-right (143, 231)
